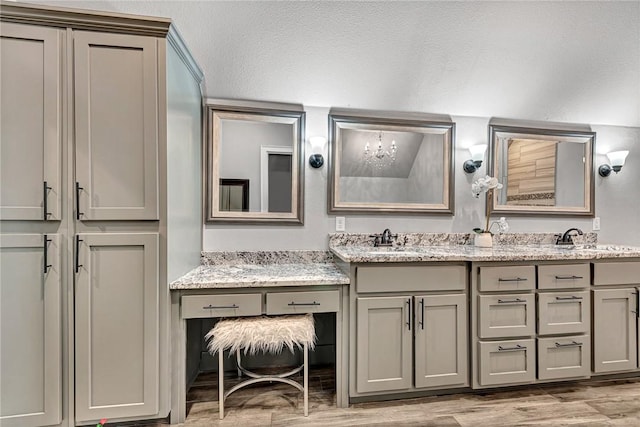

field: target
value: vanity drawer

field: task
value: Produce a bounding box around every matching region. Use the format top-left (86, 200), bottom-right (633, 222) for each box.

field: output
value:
top-left (357, 265), bottom-right (466, 293)
top-left (593, 262), bottom-right (640, 286)
top-left (537, 335), bottom-right (590, 380)
top-left (478, 294), bottom-right (535, 338)
top-left (538, 264), bottom-right (590, 289)
top-left (478, 339), bottom-right (536, 386)
top-left (181, 293), bottom-right (262, 318)
top-left (538, 291), bottom-right (589, 335)
top-left (266, 290), bottom-right (339, 315)
top-left (479, 266), bottom-right (535, 292)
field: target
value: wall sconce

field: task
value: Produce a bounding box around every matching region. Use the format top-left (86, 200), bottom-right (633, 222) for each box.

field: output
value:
top-left (463, 144), bottom-right (488, 174)
top-left (308, 136), bottom-right (326, 168)
top-left (598, 150), bottom-right (629, 177)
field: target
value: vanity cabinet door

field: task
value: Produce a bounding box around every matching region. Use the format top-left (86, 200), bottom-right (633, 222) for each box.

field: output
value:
top-left (0, 23), bottom-right (62, 221)
top-left (414, 294), bottom-right (467, 389)
top-left (74, 31), bottom-right (158, 220)
top-left (0, 234), bottom-right (61, 427)
top-left (75, 233), bottom-right (159, 422)
top-left (356, 296), bottom-right (412, 393)
top-left (592, 288), bottom-right (637, 373)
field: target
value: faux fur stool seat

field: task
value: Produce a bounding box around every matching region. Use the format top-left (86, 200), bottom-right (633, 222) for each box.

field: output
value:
top-left (206, 314), bottom-right (316, 419)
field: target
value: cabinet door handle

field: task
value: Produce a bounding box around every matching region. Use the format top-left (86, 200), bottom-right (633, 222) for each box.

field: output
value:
top-left (555, 275), bottom-right (583, 280)
top-left (43, 234), bottom-right (52, 274)
top-left (498, 298), bottom-right (526, 304)
top-left (555, 295), bottom-right (583, 301)
top-left (498, 344), bottom-right (525, 352)
top-left (555, 341), bottom-right (582, 348)
top-left (498, 277), bottom-right (527, 282)
top-left (203, 304), bottom-right (239, 310)
top-left (75, 182), bottom-right (84, 220)
top-left (74, 235), bottom-right (83, 273)
top-left (43, 181), bottom-right (52, 220)
top-left (419, 298), bottom-right (425, 330)
top-left (288, 301), bottom-right (320, 306)
top-left (406, 298), bottom-right (411, 331)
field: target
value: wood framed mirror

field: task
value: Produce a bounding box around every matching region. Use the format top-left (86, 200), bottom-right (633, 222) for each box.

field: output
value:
top-left (205, 102), bottom-right (305, 223)
top-left (328, 111), bottom-right (455, 214)
top-left (488, 123), bottom-right (595, 216)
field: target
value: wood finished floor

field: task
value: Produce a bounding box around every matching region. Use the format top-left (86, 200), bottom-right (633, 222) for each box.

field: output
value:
top-left (143, 367), bottom-right (640, 426)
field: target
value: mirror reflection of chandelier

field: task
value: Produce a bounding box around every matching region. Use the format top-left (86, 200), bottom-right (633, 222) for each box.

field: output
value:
top-left (363, 131), bottom-right (398, 168)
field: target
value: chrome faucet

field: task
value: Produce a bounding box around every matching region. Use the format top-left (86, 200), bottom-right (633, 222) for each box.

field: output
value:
top-left (556, 228), bottom-right (584, 245)
top-left (370, 228), bottom-right (398, 247)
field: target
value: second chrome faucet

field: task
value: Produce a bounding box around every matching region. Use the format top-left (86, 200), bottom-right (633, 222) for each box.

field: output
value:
top-left (370, 228), bottom-right (398, 247)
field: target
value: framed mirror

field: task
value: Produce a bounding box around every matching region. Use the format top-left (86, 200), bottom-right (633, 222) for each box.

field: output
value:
top-left (205, 103), bottom-right (305, 223)
top-left (488, 124), bottom-right (595, 216)
top-left (328, 112), bottom-right (455, 214)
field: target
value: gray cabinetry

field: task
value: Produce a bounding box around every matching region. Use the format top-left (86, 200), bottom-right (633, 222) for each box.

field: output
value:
top-left (592, 288), bottom-right (638, 373)
top-left (356, 296), bottom-right (412, 393)
top-left (414, 294), bottom-right (467, 388)
top-left (0, 234), bottom-right (61, 426)
top-left (74, 233), bottom-right (159, 422)
top-left (478, 339), bottom-right (535, 386)
top-left (74, 31), bottom-right (158, 221)
top-left (352, 264), bottom-right (468, 397)
top-left (0, 23), bottom-right (61, 221)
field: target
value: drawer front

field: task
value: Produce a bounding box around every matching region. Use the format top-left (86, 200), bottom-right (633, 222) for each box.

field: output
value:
top-left (181, 294), bottom-right (262, 319)
top-left (478, 294), bottom-right (535, 338)
top-left (538, 291), bottom-right (589, 335)
top-left (593, 262), bottom-right (640, 286)
top-left (357, 265), bottom-right (466, 293)
top-left (479, 266), bottom-right (535, 292)
top-left (478, 339), bottom-right (536, 386)
top-left (538, 335), bottom-right (590, 380)
top-left (538, 264), bottom-right (590, 289)
top-left (266, 290), bottom-right (339, 315)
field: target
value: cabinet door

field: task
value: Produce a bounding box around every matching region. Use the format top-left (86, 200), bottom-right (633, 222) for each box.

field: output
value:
top-left (75, 233), bottom-right (159, 421)
top-left (0, 23), bottom-right (61, 220)
top-left (356, 296), bottom-right (412, 393)
top-left (74, 31), bottom-right (158, 220)
top-left (0, 234), bottom-right (61, 426)
top-left (593, 288), bottom-right (637, 373)
top-left (414, 294), bottom-right (467, 389)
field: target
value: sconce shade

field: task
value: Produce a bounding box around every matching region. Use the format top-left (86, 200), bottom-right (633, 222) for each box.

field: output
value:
top-left (463, 144), bottom-right (487, 174)
top-left (599, 150), bottom-right (629, 177)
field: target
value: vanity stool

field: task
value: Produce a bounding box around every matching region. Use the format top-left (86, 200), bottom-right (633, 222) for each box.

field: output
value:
top-left (205, 313), bottom-right (316, 419)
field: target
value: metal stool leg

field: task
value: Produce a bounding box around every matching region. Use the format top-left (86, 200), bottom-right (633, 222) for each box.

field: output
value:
top-left (304, 343), bottom-right (309, 417)
top-left (219, 350), bottom-right (225, 420)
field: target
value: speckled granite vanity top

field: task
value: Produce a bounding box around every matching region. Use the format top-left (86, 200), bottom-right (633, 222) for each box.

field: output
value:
top-left (170, 251), bottom-right (350, 290)
top-left (329, 233), bottom-right (640, 263)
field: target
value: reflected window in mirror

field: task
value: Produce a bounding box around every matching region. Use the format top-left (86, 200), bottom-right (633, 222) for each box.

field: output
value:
top-left (489, 124), bottom-right (595, 216)
top-left (328, 112), bottom-right (455, 214)
top-left (206, 103), bottom-right (305, 223)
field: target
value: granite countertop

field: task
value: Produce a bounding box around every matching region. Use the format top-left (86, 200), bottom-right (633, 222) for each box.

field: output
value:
top-left (170, 251), bottom-right (350, 290)
top-left (330, 244), bottom-right (640, 263)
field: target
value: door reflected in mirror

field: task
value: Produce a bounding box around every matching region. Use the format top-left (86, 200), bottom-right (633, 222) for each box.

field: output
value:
top-left (206, 103), bottom-right (304, 223)
top-left (328, 112), bottom-right (454, 214)
top-left (489, 124), bottom-right (595, 216)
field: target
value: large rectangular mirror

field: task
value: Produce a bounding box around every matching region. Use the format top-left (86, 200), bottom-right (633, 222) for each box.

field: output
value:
top-left (488, 124), bottom-right (595, 216)
top-left (205, 102), bottom-right (305, 223)
top-left (328, 111), bottom-right (454, 214)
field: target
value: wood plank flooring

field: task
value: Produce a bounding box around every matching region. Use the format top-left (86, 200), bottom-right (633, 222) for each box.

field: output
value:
top-left (142, 367), bottom-right (640, 426)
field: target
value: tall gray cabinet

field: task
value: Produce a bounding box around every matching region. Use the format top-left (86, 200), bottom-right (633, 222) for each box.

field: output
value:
top-left (0, 3), bottom-right (203, 426)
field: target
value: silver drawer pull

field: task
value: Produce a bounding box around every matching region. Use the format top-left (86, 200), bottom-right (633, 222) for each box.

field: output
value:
top-left (288, 301), bottom-right (321, 306)
top-left (203, 304), bottom-right (239, 310)
top-left (555, 341), bottom-right (583, 348)
top-left (498, 344), bottom-right (525, 352)
top-left (555, 275), bottom-right (584, 280)
top-left (498, 298), bottom-right (526, 304)
top-left (555, 296), bottom-right (583, 301)
top-left (498, 277), bottom-right (527, 282)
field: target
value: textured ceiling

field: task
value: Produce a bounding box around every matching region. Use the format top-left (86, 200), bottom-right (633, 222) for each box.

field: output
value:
top-left (25, 0), bottom-right (640, 127)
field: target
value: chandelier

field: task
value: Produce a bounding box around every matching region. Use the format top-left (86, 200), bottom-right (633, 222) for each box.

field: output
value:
top-left (363, 131), bottom-right (398, 168)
